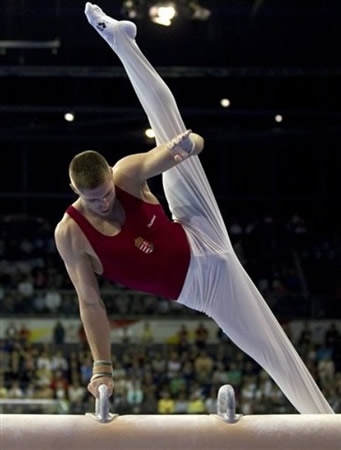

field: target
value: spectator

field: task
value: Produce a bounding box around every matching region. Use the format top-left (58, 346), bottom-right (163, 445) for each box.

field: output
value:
top-left (240, 378), bottom-right (257, 415)
top-left (141, 370), bottom-right (157, 398)
top-left (80, 355), bottom-right (92, 384)
top-left (34, 382), bottom-right (54, 400)
top-left (35, 366), bottom-right (53, 389)
top-left (140, 322), bottom-right (154, 345)
top-left (187, 391), bottom-right (205, 414)
top-left (7, 380), bottom-right (24, 398)
top-left (177, 324), bottom-right (190, 351)
top-left (5, 322), bottom-right (18, 340)
top-left (33, 292), bottom-right (47, 313)
top-left (325, 323), bottom-right (340, 350)
top-left (169, 373), bottom-right (186, 398)
top-left (151, 352), bottom-right (166, 376)
top-left (0, 373), bottom-right (8, 398)
top-left (112, 361), bottom-right (127, 379)
top-left (18, 324), bottom-right (31, 344)
top-left (0, 348), bottom-right (10, 375)
top-left (158, 390), bottom-right (175, 414)
top-left (45, 289), bottom-right (62, 313)
top-left (194, 350), bottom-right (214, 384)
top-left (117, 326), bottom-right (134, 345)
top-left (212, 361), bottom-right (229, 385)
top-left (298, 321), bottom-right (313, 349)
top-left (113, 372), bottom-right (129, 411)
top-left (126, 376), bottom-right (144, 412)
top-left (37, 349), bottom-right (52, 371)
top-left (68, 380), bottom-right (86, 413)
top-left (9, 347), bottom-right (21, 377)
top-left (174, 391), bottom-right (189, 414)
top-left (33, 269), bottom-right (48, 290)
top-left (204, 386), bottom-right (218, 414)
top-left (50, 368), bottom-right (69, 392)
top-left (17, 275), bottom-right (34, 298)
top-left (167, 350), bottom-right (182, 379)
top-left (52, 321), bottom-right (65, 347)
top-left (318, 355), bottom-right (335, 389)
top-left (182, 360), bottom-right (195, 386)
top-left (140, 391), bottom-right (158, 414)
top-left (195, 322), bottom-right (209, 349)
top-left (226, 362), bottom-right (242, 387)
top-left (54, 380), bottom-right (68, 402)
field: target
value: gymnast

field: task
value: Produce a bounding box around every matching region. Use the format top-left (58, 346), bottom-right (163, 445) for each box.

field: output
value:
top-left (54, 2), bottom-right (334, 414)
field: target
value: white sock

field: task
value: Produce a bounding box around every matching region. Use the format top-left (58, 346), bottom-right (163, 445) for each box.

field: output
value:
top-left (84, 2), bottom-right (136, 48)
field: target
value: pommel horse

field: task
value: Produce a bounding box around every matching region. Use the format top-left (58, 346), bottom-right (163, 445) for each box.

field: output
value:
top-left (1, 385), bottom-right (340, 450)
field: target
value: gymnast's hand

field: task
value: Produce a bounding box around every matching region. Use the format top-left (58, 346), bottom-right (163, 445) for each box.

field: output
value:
top-left (168, 130), bottom-right (204, 162)
top-left (189, 132), bottom-right (205, 157)
top-left (88, 375), bottom-right (114, 398)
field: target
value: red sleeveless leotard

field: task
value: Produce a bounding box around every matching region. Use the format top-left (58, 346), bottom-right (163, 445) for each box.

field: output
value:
top-left (66, 186), bottom-right (190, 299)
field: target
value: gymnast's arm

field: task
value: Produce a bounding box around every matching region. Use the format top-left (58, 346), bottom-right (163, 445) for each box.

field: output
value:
top-left (54, 220), bottom-right (114, 397)
top-left (113, 131), bottom-right (204, 182)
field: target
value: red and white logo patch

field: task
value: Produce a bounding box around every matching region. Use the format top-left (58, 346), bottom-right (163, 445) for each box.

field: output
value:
top-left (134, 237), bottom-right (154, 254)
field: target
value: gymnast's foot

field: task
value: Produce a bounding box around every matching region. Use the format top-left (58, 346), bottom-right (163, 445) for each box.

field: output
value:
top-left (84, 2), bottom-right (136, 47)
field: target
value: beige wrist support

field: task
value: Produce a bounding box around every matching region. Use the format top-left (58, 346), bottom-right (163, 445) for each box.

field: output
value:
top-left (91, 360), bottom-right (113, 381)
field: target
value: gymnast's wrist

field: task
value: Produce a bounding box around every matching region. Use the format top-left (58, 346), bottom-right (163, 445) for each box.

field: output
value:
top-left (167, 130), bottom-right (194, 162)
top-left (91, 360), bottom-right (113, 381)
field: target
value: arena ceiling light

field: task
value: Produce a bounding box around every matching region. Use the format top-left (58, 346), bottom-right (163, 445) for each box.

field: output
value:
top-left (64, 112), bottom-right (75, 122)
top-left (188, 1), bottom-right (211, 21)
top-left (121, 1), bottom-right (211, 25)
top-left (145, 128), bottom-right (155, 138)
top-left (149, 2), bottom-right (177, 26)
top-left (220, 98), bottom-right (231, 108)
top-left (121, 0), bottom-right (144, 19)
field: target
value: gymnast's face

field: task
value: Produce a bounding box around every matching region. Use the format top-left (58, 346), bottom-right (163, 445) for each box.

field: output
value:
top-left (74, 176), bottom-right (116, 217)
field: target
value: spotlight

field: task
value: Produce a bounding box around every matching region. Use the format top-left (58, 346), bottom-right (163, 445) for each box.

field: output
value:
top-left (275, 114), bottom-right (283, 123)
top-left (149, 2), bottom-right (177, 26)
top-left (64, 112), bottom-right (75, 122)
top-left (220, 98), bottom-right (231, 108)
top-left (145, 128), bottom-right (155, 138)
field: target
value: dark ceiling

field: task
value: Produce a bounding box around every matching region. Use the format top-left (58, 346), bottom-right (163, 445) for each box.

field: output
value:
top-left (1, 0), bottom-right (341, 67)
top-left (1, 1), bottom-right (341, 221)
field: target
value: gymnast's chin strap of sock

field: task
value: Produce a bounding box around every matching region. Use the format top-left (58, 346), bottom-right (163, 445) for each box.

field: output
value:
top-left (91, 360), bottom-right (113, 381)
top-left (167, 130), bottom-right (195, 163)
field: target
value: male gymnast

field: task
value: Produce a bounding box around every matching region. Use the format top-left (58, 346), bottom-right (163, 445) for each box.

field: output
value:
top-left (55, 2), bottom-right (334, 414)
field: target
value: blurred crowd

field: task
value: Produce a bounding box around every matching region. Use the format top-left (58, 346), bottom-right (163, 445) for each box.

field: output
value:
top-left (1, 320), bottom-right (340, 415)
top-left (0, 213), bottom-right (340, 415)
top-left (0, 213), bottom-right (340, 318)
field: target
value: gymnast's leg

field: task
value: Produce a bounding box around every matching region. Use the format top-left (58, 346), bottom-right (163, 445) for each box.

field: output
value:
top-left (84, 3), bottom-right (334, 414)
top-left (84, 2), bottom-right (230, 248)
top-left (181, 250), bottom-right (335, 414)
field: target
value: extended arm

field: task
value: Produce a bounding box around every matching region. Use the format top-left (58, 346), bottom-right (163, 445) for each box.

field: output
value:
top-left (113, 131), bottom-right (204, 182)
top-left (54, 221), bottom-right (114, 397)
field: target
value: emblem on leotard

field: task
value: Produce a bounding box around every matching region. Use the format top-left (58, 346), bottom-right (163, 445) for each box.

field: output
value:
top-left (134, 237), bottom-right (154, 254)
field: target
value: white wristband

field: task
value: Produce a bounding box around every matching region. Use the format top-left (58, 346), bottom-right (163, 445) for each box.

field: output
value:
top-left (167, 130), bottom-right (194, 162)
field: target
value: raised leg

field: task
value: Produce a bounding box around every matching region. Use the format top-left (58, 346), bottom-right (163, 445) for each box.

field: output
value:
top-left (84, 2), bottom-right (230, 248)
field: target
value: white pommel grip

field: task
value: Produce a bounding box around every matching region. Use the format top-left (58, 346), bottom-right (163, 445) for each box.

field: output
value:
top-left (87, 384), bottom-right (117, 423)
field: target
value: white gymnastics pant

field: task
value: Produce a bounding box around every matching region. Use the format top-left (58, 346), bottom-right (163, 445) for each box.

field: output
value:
top-left (85, 4), bottom-right (334, 414)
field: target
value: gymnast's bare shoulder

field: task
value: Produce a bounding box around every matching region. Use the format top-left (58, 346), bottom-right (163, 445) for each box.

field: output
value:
top-left (55, 213), bottom-right (85, 260)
